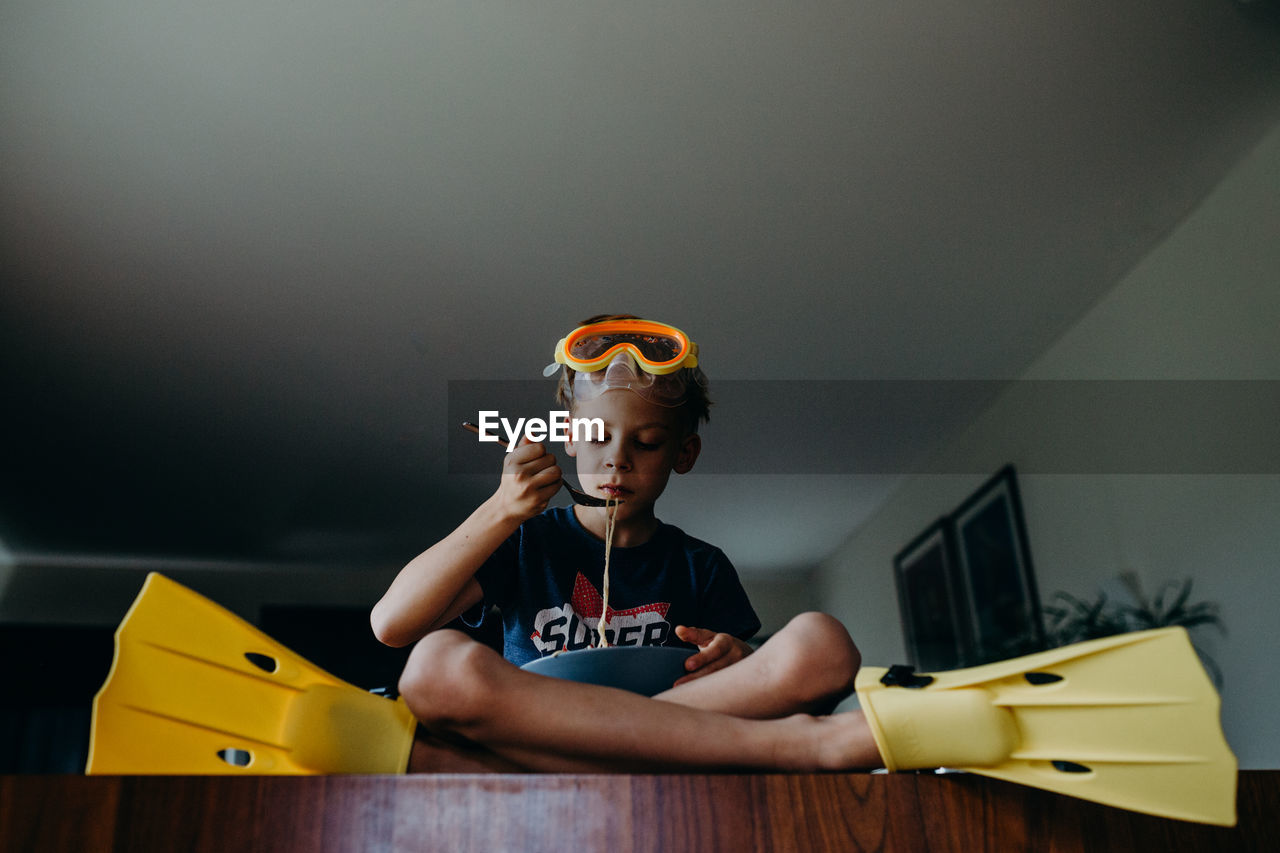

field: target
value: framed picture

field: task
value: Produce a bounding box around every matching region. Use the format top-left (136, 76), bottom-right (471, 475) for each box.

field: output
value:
top-left (892, 519), bottom-right (972, 671)
top-left (951, 465), bottom-right (1045, 662)
top-left (893, 465), bottom-right (1045, 670)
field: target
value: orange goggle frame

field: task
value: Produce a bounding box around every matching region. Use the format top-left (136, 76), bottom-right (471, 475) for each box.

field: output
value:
top-left (553, 320), bottom-right (699, 375)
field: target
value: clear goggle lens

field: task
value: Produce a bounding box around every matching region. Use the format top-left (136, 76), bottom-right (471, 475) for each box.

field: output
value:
top-left (569, 330), bottom-right (683, 365)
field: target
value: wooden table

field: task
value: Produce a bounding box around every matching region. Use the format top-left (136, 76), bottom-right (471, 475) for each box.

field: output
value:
top-left (2, 771), bottom-right (1274, 851)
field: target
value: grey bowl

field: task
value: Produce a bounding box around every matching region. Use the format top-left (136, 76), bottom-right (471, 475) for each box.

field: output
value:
top-left (521, 646), bottom-right (693, 696)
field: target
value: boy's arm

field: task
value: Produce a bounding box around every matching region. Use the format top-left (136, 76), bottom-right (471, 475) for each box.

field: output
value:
top-left (370, 441), bottom-right (562, 648)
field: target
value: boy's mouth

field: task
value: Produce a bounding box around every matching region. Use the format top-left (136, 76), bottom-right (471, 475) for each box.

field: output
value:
top-left (599, 483), bottom-right (631, 498)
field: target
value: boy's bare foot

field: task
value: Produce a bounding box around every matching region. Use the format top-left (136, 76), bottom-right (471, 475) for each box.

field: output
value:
top-left (810, 712), bottom-right (884, 772)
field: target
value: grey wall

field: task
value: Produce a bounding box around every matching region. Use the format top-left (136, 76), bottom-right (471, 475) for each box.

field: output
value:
top-left (820, 120), bottom-right (1280, 766)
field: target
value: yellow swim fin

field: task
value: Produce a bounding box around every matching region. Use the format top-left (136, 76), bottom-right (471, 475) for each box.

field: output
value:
top-left (86, 572), bottom-right (416, 775)
top-left (856, 627), bottom-right (1237, 825)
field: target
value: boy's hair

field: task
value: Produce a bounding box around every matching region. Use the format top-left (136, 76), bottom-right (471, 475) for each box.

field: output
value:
top-left (554, 313), bottom-right (712, 433)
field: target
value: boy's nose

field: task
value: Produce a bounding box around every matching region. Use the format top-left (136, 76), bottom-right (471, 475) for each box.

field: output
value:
top-left (604, 446), bottom-right (632, 471)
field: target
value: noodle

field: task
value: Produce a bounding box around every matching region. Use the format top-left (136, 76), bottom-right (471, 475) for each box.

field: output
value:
top-left (596, 496), bottom-right (619, 648)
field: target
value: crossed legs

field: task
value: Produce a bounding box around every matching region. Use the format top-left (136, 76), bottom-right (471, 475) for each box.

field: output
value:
top-left (397, 612), bottom-right (883, 773)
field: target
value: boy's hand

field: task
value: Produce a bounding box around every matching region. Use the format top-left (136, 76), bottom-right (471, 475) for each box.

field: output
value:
top-left (495, 440), bottom-right (562, 522)
top-left (672, 625), bottom-right (753, 684)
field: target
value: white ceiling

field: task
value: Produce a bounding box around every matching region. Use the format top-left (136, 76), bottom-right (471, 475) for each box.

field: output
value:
top-left (3, 1), bottom-right (1279, 576)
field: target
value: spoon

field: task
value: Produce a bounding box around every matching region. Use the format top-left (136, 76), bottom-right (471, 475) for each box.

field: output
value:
top-left (462, 422), bottom-right (613, 507)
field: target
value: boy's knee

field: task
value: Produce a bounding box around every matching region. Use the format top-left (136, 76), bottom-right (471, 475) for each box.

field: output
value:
top-left (398, 630), bottom-right (495, 728)
top-left (775, 612), bottom-right (861, 702)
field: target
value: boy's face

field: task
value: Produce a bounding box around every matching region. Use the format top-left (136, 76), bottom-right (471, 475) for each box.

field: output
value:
top-left (564, 389), bottom-right (700, 516)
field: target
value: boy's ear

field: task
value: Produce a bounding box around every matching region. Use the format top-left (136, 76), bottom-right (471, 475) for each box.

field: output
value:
top-left (673, 433), bottom-right (701, 475)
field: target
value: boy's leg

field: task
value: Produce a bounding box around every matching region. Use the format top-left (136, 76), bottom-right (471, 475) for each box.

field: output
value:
top-left (408, 726), bottom-right (527, 773)
top-left (654, 611), bottom-right (861, 719)
top-left (398, 628), bottom-right (882, 773)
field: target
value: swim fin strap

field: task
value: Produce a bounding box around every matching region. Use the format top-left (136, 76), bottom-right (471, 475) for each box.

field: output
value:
top-left (86, 572), bottom-right (416, 775)
top-left (855, 627), bottom-right (1237, 825)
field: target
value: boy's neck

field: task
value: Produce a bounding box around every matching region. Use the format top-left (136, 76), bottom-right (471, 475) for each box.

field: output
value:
top-left (572, 504), bottom-right (659, 548)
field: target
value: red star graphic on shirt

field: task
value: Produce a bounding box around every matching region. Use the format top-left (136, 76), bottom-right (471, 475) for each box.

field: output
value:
top-left (570, 572), bottom-right (670, 622)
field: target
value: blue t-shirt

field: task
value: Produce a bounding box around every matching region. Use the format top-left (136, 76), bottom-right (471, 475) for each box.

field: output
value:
top-left (474, 506), bottom-right (760, 667)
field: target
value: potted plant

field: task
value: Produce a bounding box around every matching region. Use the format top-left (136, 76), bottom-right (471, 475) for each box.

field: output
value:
top-left (1042, 572), bottom-right (1225, 684)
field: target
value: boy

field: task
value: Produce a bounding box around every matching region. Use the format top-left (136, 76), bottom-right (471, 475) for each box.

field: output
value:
top-left (371, 315), bottom-right (882, 772)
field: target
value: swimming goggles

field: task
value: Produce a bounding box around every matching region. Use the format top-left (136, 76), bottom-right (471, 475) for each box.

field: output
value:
top-left (551, 319), bottom-right (699, 376)
top-left (545, 319), bottom-right (702, 407)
